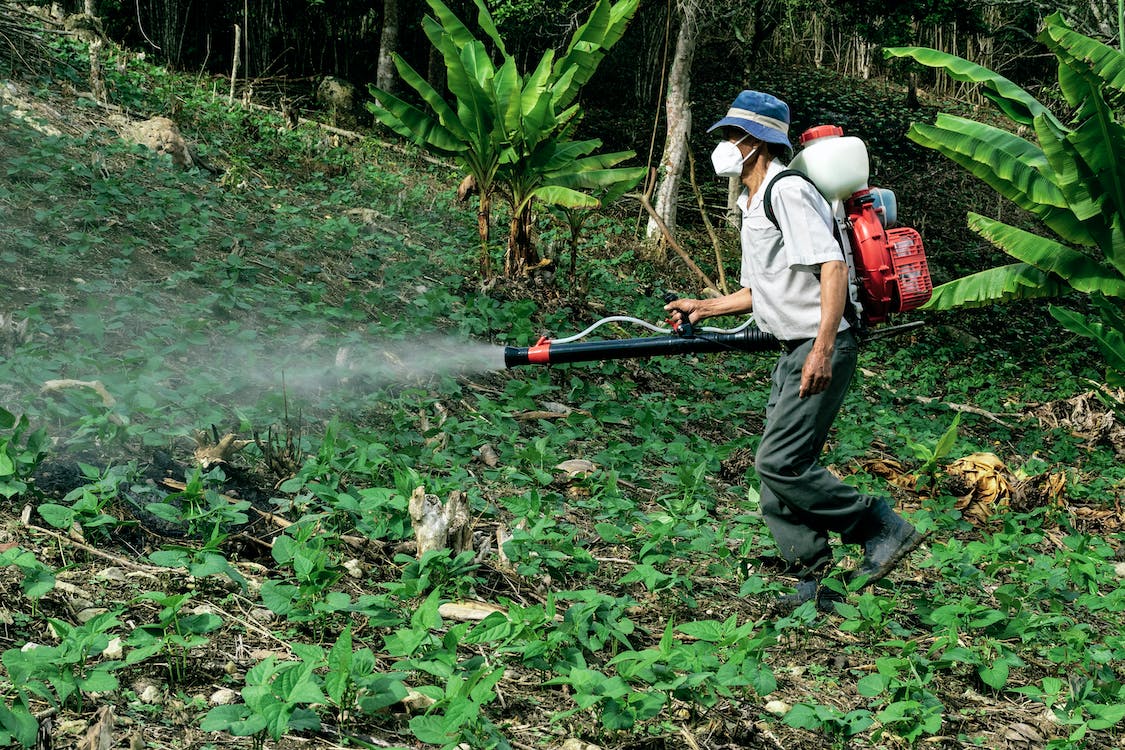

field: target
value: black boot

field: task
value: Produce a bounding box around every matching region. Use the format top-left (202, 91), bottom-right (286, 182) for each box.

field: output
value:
top-left (774, 577), bottom-right (843, 614)
top-left (851, 500), bottom-right (924, 586)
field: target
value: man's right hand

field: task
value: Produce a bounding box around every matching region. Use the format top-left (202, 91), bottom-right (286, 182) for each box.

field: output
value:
top-left (663, 298), bottom-right (704, 326)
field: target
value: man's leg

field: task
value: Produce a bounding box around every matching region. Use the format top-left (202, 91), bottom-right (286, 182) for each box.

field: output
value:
top-left (756, 333), bottom-right (871, 540)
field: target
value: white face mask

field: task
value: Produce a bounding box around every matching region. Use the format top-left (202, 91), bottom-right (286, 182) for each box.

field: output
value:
top-left (711, 134), bottom-right (758, 178)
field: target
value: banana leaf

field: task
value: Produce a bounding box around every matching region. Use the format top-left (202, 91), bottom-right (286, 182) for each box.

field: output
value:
top-left (528, 185), bottom-right (601, 209)
top-left (968, 213), bottom-right (1125, 297)
top-left (924, 263), bottom-right (1067, 310)
top-left (884, 46), bottom-right (1060, 129)
top-left (384, 54), bottom-right (469, 141)
top-left (908, 120), bottom-right (1096, 246)
top-left (1050, 305), bottom-right (1125, 386)
top-left (1039, 11), bottom-right (1125, 95)
top-left (367, 90), bottom-right (466, 154)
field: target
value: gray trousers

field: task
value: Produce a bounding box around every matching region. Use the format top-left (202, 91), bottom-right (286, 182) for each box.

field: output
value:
top-left (756, 330), bottom-right (874, 577)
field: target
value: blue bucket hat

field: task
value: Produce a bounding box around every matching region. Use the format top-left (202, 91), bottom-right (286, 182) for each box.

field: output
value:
top-left (708, 90), bottom-right (792, 152)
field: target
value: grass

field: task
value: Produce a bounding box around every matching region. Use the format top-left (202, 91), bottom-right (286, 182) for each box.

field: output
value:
top-left (0, 33), bottom-right (1123, 750)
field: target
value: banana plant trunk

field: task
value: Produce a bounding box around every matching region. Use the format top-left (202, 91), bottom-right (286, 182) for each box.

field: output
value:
top-left (477, 191), bottom-right (493, 279)
top-left (505, 203), bottom-right (540, 276)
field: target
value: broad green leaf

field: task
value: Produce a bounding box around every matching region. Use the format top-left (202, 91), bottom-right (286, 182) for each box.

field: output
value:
top-left (0, 701), bottom-right (38, 747)
top-left (410, 715), bottom-right (455, 744)
top-left (546, 167), bottom-right (645, 192)
top-left (367, 91), bottom-right (466, 154)
top-left (924, 263), bottom-right (1067, 310)
top-left (492, 57), bottom-right (522, 136)
top-left (384, 53), bottom-right (469, 141)
top-left (967, 213), bottom-right (1125, 297)
top-left (1050, 305), bottom-right (1125, 382)
top-left (1039, 12), bottom-right (1125, 94)
top-left (907, 119), bottom-right (1095, 247)
top-left (470, 0), bottom-right (507, 55)
top-left (425, 0), bottom-right (478, 52)
top-left (528, 185), bottom-right (600, 210)
top-left (0, 407), bottom-right (14, 429)
top-left (884, 46), bottom-right (1059, 128)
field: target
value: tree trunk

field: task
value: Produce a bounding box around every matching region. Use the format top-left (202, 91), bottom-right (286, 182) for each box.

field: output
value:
top-left (645, 0), bottom-right (699, 257)
top-left (375, 0), bottom-right (399, 95)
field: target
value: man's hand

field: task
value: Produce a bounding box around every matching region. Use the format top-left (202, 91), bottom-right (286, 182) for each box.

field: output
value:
top-left (662, 287), bottom-right (753, 326)
top-left (799, 345), bottom-right (833, 398)
top-left (663, 298), bottom-right (704, 327)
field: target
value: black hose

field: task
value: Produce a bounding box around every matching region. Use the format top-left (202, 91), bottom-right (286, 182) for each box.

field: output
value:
top-left (504, 327), bottom-right (779, 368)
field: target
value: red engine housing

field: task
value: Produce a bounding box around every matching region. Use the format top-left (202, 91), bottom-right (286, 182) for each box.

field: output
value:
top-left (844, 189), bottom-right (932, 325)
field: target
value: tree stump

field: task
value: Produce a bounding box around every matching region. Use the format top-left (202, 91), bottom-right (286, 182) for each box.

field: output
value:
top-left (408, 487), bottom-right (471, 557)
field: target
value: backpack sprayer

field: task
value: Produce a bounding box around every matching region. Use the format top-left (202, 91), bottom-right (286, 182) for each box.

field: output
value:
top-left (505, 125), bottom-right (931, 369)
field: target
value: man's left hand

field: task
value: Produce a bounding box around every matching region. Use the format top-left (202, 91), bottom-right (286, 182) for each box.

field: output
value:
top-left (799, 348), bottom-right (833, 397)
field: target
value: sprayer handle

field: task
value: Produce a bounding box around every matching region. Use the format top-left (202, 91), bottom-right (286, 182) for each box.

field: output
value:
top-left (662, 292), bottom-right (694, 338)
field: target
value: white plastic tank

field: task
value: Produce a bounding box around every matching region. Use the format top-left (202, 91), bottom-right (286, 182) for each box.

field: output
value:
top-left (789, 125), bottom-right (869, 200)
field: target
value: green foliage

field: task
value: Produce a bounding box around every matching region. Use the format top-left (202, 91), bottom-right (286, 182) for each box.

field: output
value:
top-left (2, 22), bottom-right (1125, 750)
top-left (142, 466), bottom-right (250, 545)
top-left (2, 611), bottom-right (121, 714)
top-left (35, 463), bottom-right (128, 540)
top-left (0, 547), bottom-right (55, 601)
top-left (124, 592), bottom-right (222, 684)
top-left (886, 14), bottom-right (1125, 385)
top-left (200, 647), bottom-right (326, 745)
top-left (0, 408), bottom-right (47, 499)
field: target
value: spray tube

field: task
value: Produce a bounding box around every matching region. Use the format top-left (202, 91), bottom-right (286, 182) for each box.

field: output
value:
top-left (503, 298), bottom-right (779, 368)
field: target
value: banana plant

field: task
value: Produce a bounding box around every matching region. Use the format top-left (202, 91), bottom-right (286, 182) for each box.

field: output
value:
top-left (368, 0), bottom-right (643, 279)
top-left (885, 12), bottom-right (1125, 385)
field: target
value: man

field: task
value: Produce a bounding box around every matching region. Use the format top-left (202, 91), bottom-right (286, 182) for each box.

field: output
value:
top-left (665, 90), bottom-right (923, 611)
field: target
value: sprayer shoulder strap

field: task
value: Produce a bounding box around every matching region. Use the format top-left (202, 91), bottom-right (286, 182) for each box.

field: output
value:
top-left (762, 170), bottom-right (862, 332)
top-left (763, 169), bottom-right (820, 230)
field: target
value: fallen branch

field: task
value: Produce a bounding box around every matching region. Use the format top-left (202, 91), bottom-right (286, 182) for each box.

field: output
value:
top-left (913, 395), bottom-right (1017, 429)
top-left (633, 169), bottom-right (720, 295)
top-left (687, 149), bottom-right (729, 294)
top-left (26, 524), bottom-right (161, 577)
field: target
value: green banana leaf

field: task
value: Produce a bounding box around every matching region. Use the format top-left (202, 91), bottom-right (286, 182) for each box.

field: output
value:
top-left (553, 0), bottom-right (640, 108)
top-left (924, 263), bottom-right (1067, 310)
top-left (427, 0), bottom-right (480, 54)
top-left (528, 185), bottom-right (602, 209)
top-left (1050, 305), bottom-right (1125, 386)
top-left (547, 166), bottom-right (646, 191)
top-left (884, 46), bottom-right (1060, 129)
top-left (1039, 11), bottom-right (1125, 94)
top-left (968, 213), bottom-right (1125, 297)
top-left (469, 0), bottom-right (508, 57)
top-left (907, 119), bottom-right (1096, 246)
top-left (383, 54), bottom-right (469, 141)
top-left (366, 90), bottom-right (466, 154)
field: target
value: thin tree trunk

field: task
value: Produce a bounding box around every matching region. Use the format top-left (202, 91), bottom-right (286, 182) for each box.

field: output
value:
top-left (645, 0), bottom-right (699, 258)
top-left (376, 0), bottom-right (399, 95)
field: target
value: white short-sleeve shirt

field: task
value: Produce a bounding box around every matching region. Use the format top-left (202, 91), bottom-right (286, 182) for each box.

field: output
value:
top-left (738, 159), bottom-right (850, 341)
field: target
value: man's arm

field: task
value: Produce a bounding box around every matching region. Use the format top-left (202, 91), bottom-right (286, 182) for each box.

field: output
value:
top-left (799, 259), bottom-right (848, 398)
top-left (663, 287), bottom-right (753, 325)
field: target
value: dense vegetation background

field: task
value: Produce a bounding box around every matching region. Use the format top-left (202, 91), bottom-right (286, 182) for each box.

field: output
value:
top-left (1, 1), bottom-right (1124, 749)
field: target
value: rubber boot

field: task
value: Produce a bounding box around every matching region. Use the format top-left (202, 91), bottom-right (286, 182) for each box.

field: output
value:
top-left (851, 499), bottom-right (924, 586)
top-left (774, 577), bottom-right (843, 614)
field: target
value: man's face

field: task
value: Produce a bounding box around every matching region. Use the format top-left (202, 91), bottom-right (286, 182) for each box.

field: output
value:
top-left (721, 127), bottom-right (760, 159)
